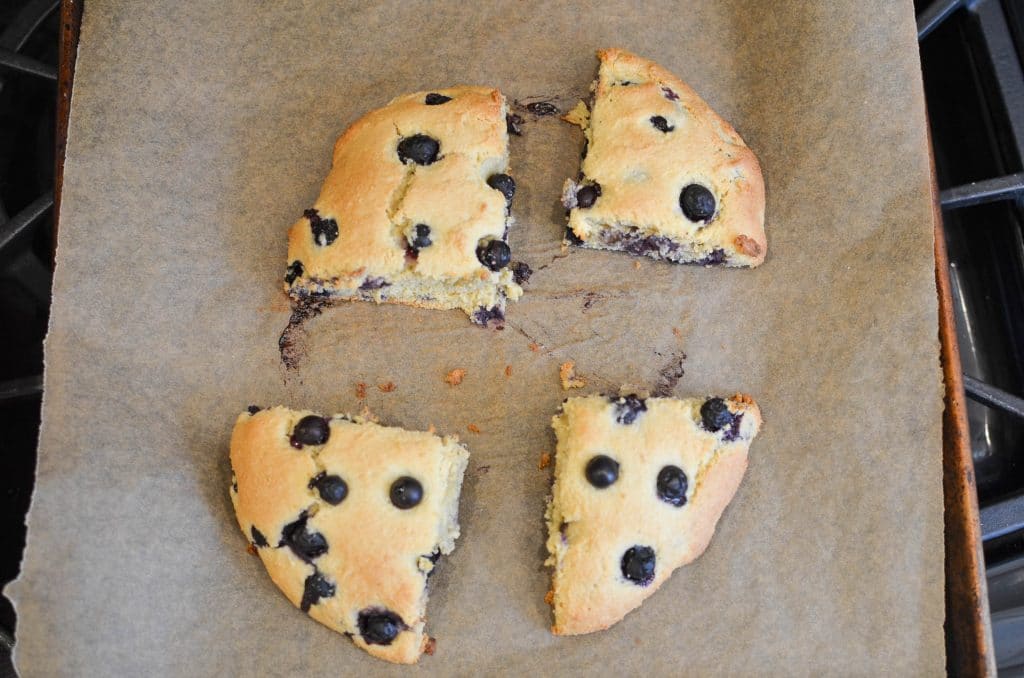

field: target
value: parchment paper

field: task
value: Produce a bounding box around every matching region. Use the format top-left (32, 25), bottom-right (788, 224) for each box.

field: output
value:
top-left (8, 1), bottom-right (945, 674)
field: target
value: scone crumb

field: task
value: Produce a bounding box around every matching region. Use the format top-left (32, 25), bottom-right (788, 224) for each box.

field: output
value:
top-left (544, 590), bottom-right (555, 606)
top-left (246, 543), bottom-right (258, 556)
top-left (427, 424), bottom-right (436, 434)
top-left (561, 100), bottom-right (590, 127)
top-left (424, 637), bottom-right (437, 656)
top-left (445, 368), bottom-right (466, 386)
top-left (672, 327), bottom-right (683, 339)
top-left (467, 423), bottom-right (481, 434)
top-left (633, 260), bottom-right (642, 270)
top-left (734, 234), bottom-right (763, 257)
top-left (559, 361), bottom-right (587, 390)
top-left (355, 382), bottom-right (367, 400)
top-left (378, 381), bottom-right (396, 393)
top-left (731, 392), bottom-right (755, 406)
top-left (538, 452), bottom-right (551, 470)
top-left (528, 342), bottom-right (540, 352)
top-left (505, 364), bottom-right (513, 378)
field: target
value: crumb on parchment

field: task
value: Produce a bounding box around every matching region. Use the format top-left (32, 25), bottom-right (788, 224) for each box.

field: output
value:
top-left (529, 342), bottom-right (540, 352)
top-left (633, 260), bottom-right (642, 270)
top-left (445, 368), bottom-right (466, 386)
top-left (545, 590), bottom-right (555, 606)
top-left (424, 637), bottom-right (437, 656)
top-left (559, 361), bottom-right (586, 390)
top-left (467, 424), bottom-right (481, 434)
top-left (378, 382), bottom-right (396, 393)
top-left (505, 365), bottom-right (513, 378)
top-left (538, 452), bottom-right (551, 470)
top-left (355, 382), bottom-right (367, 399)
top-left (246, 543), bottom-right (258, 556)
top-left (672, 327), bottom-right (683, 339)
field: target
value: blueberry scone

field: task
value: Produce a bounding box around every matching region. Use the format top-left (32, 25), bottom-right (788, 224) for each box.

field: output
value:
top-left (285, 87), bottom-right (522, 326)
top-left (229, 406), bottom-right (469, 664)
top-left (563, 49), bottom-right (766, 267)
top-left (545, 393), bottom-right (761, 635)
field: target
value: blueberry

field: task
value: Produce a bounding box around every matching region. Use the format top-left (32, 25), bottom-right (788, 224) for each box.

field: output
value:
top-left (585, 455), bottom-right (619, 489)
top-left (300, 571), bottom-right (336, 612)
top-left (700, 397), bottom-right (736, 433)
top-left (424, 93), bottom-right (451, 105)
top-left (580, 138), bottom-right (588, 160)
top-left (656, 465), bottom-right (688, 506)
top-left (303, 208), bottom-right (338, 246)
top-left (511, 261), bottom-right (532, 285)
top-left (309, 472), bottom-right (348, 505)
top-left (486, 173), bottom-right (516, 205)
top-left (612, 394), bottom-right (647, 425)
top-left (390, 476), bottom-right (423, 509)
top-left (506, 113), bottom-right (524, 136)
top-left (290, 415), bottom-right (330, 448)
top-left (576, 183), bottom-right (601, 209)
top-left (696, 248), bottom-right (727, 266)
top-left (680, 184), bottom-right (716, 223)
top-left (358, 608), bottom-right (405, 645)
top-left (564, 226), bottom-right (584, 246)
top-left (471, 305), bottom-right (505, 326)
top-left (476, 239), bottom-right (511, 271)
top-left (650, 115), bottom-right (674, 133)
top-left (397, 134), bottom-right (440, 165)
top-left (621, 546), bottom-right (656, 586)
top-left (250, 526), bottom-right (268, 547)
top-left (279, 514), bottom-right (328, 562)
top-left (285, 260), bottom-right (304, 284)
top-left (662, 86), bottom-right (679, 101)
top-left (409, 223), bottom-right (432, 250)
top-left (526, 101), bottom-right (559, 116)
top-left (247, 405), bottom-right (262, 415)
top-left (359, 277), bottom-right (390, 291)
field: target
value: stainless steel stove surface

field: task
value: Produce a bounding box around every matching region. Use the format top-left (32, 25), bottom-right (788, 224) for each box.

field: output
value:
top-left (1, 0), bottom-right (1023, 674)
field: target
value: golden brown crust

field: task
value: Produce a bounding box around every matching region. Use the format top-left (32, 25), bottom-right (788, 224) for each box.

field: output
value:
top-left (545, 394), bottom-right (761, 635)
top-left (229, 407), bottom-right (469, 664)
top-left (566, 49), bottom-right (767, 267)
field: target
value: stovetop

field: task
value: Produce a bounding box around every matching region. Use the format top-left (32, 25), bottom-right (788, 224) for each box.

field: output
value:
top-left (1, 0), bottom-right (1023, 674)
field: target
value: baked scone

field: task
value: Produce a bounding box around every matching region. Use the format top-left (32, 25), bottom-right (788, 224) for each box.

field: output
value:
top-left (545, 393), bottom-right (761, 635)
top-left (562, 49), bottom-right (766, 267)
top-left (229, 406), bottom-right (469, 664)
top-left (285, 87), bottom-right (522, 326)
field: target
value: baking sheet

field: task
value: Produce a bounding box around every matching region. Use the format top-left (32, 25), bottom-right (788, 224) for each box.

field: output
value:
top-left (8, 1), bottom-right (945, 674)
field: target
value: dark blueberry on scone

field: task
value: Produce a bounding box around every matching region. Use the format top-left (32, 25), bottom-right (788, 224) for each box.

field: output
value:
top-left (575, 183), bottom-right (601, 209)
top-left (300, 571), bottom-right (336, 612)
top-left (585, 455), bottom-right (619, 488)
top-left (680, 184), bottom-right (716, 223)
top-left (280, 513), bottom-right (328, 562)
top-left (612, 394), bottom-right (647, 424)
top-left (390, 476), bottom-right (424, 509)
top-left (284, 260), bottom-right (304, 285)
top-left (396, 134), bottom-right (440, 166)
top-left (309, 472), bottom-right (348, 505)
top-left (250, 526), bottom-right (269, 547)
top-left (229, 406), bottom-right (469, 663)
top-left (545, 393), bottom-right (762, 635)
top-left (290, 415), bottom-right (330, 448)
top-left (562, 49), bottom-right (766, 267)
top-left (285, 87), bottom-right (521, 325)
top-left (656, 465), bottom-right (688, 506)
top-left (621, 546), bottom-right (656, 586)
top-left (649, 115), bottom-right (674, 132)
top-left (700, 397), bottom-right (735, 432)
top-left (476, 238), bottom-right (511, 271)
top-left (359, 608), bottom-right (407, 645)
top-left (486, 173), bottom-right (516, 205)
top-left (304, 208), bottom-right (339, 247)
top-left (408, 223), bottom-right (432, 251)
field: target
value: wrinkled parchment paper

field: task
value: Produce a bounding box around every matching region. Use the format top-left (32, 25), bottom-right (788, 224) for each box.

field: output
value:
top-left (9, 1), bottom-right (944, 674)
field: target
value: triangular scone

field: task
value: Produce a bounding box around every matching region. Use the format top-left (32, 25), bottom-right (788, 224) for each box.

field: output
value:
top-left (545, 393), bottom-right (761, 635)
top-left (286, 87), bottom-right (522, 326)
top-left (229, 406), bottom-right (469, 664)
top-left (562, 49), bottom-right (766, 267)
